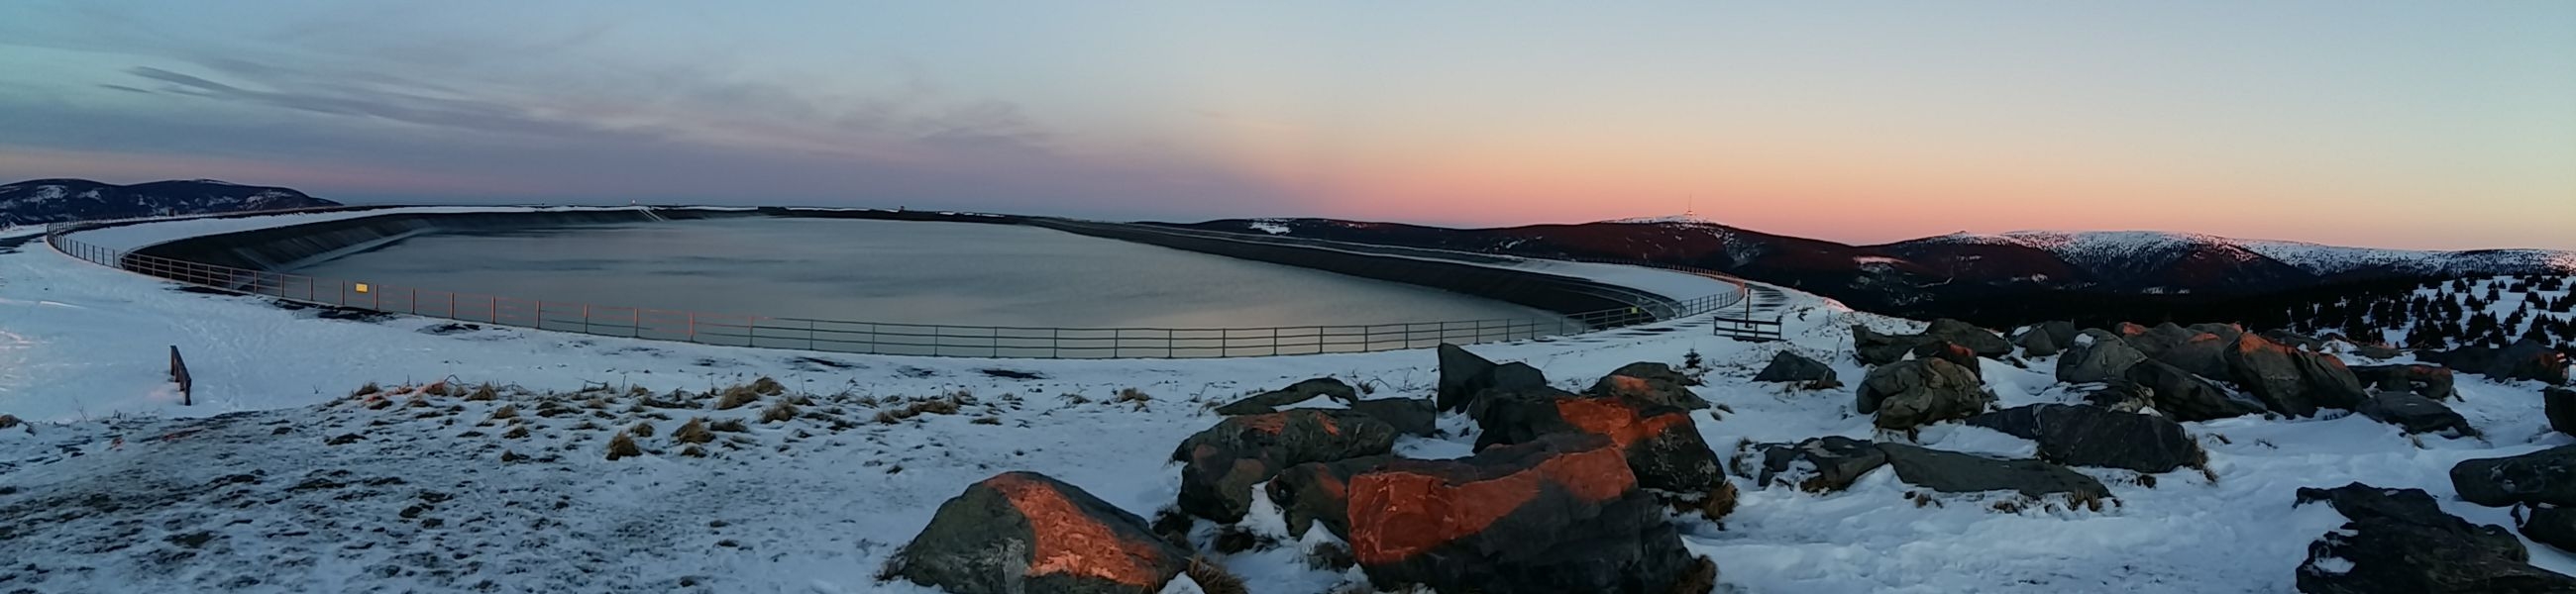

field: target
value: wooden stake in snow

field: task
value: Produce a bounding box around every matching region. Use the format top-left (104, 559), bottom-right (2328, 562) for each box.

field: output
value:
top-left (169, 346), bottom-right (192, 406)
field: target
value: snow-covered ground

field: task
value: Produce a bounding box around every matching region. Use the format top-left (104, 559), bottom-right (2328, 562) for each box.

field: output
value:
top-left (5, 217), bottom-right (2575, 593)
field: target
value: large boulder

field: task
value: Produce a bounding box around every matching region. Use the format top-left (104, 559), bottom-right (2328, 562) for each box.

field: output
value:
top-left (2151, 333), bottom-right (2232, 379)
top-left (1857, 358), bottom-right (1994, 431)
top-left (1586, 362), bottom-right (1710, 410)
top-left (1171, 410), bottom-right (1398, 522)
top-left (2223, 333), bottom-right (2368, 417)
top-left (2032, 320), bottom-right (2080, 349)
top-left (2349, 364), bottom-right (2457, 401)
top-left (2015, 321), bottom-right (2078, 356)
top-left (1875, 444), bottom-right (2111, 504)
top-left (1269, 434), bottom-right (1713, 594)
top-left (2423, 339), bottom-right (2571, 385)
top-left (1910, 341), bottom-right (1984, 379)
top-left (2073, 380), bottom-right (2155, 414)
top-left (2057, 330), bottom-right (2149, 384)
top-left (1737, 436), bottom-right (1888, 493)
top-left (1436, 344), bottom-right (1550, 413)
top-left (2124, 360), bottom-right (2267, 422)
top-left (2548, 388), bottom-right (2576, 437)
top-left (1214, 377), bottom-right (1359, 415)
top-left (2186, 323), bottom-right (2246, 345)
top-left (1345, 397), bottom-right (1439, 437)
top-left (891, 472), bottom-right (1192, 594)
top-left (2262, 329), bottom-right (2328, 351)
top-left (2292, 482), bottom-right (2576, 593)
top-left (1753, 351), bottom-right (1837, 383)
top-left (1853, 319), bottom-right (2009, 364)
top-left (2451, 446), bottom-right (2576, 508)
top-left (1473, 386), bottom-right (1725, 498)
top-left (2521, 505), bottom-right (2576, 553)
top-left (1964, 404), bottom-right (2204, 473)
top-left (2354, 391), bottom-right (2477, 437)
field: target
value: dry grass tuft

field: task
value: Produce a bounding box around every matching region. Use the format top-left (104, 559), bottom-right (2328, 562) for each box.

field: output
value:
top-left (0, 414), bottom-right (26, 435)
top-left (680, 446), bottom-right (709, 458)
top-left (466, 383), bottom-right (498, 401)
top-left (1304, 542), bottom-right (1355, 571)
top-left (1666, 555), bottom-right (1719, 594)
top-left (1183, 556), bottom-right (1248, 594)
top-left (760, 401), bottom-right (800, 424)
top-left (716, 384), bottom-right (762, 410)
top-left (629, 421), bottom-right (656, 439)
top-left (502, 425), bottom-right (531, 440)
top-left (970, 416), bottom-right (1001, 426)
top-left (1115, 387), bottom-right (1152, 403)
top-left (627, 385), bottom-right (652, 397)
top-left (605, 431), bottom-right (643, 460)
top-left (584, 396), bottom-right (610, 410)
top-left (488, 405), bottom-right (519, 421)
top-left (1679, 481), bottom-right (1739, 523)
top-left (352, 382), bottom-right (382, 398)
top-left (673, 418), bottom-right (715, 445)
top-left (406, 392), bottom-right (431, 408)
top-left (709, 419), bottom-right (749, 433)
top-left (751, 377), bottom-right (785, 395)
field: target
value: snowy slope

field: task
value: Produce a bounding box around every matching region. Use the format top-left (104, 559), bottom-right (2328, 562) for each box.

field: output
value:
top-left (7, 218), bottom-right (2576, 593)
top-left (1925, 230), bottom-right (2576, 277)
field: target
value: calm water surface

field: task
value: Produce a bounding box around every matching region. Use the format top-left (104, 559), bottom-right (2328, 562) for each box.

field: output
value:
top-left (291, 218), bottom-right (1568, 329)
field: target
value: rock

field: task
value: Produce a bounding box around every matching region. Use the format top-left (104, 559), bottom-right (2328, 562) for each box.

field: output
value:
top-left (2349, 364), bottom-right (2457, 401)
top-left (2015, 328), bottom-right (2063, 356)
top-left (1964, 404), bottom-right (2204, 473)
top-left (2352, 343), bottom-right (2402, 360)
top-left (2422, 339), bottom-right (2571, 385)
top-left (1754, 350), bottom-right (1838, 383)
top-left (2522, 505), bottom-right (2576, 553)
top-left (2223, 333), bottom-right (2367, 417)
top-left (2057, 330), bottom-right (2148, 384)
top-left (1856, 358), bottom-right (1994, 431)
top-left (1472, 387), bottom-right (1724, 497)
top-left (1435, 344), bottom-right (1551, 413)
top-left (2451, 446), bottom-right (2576, 508)
top-left (1739, 436), bottom-right (1888, 492)
top-left (891, 471), bottom-right (1192, 594)
top-left (1214, 377), bottom-right (1358, 415)
top-left (1344, 398), bottom-right (1438, 437)
top-left (2124, 360), bottom-right (2266, 422)
top-left (2292, 482), bottom-right (2576, 593)
top-left (1909, 341), bottom-right (1983, 378)
top-left (1586, 362), bottom-right (1710, 410)
top-left (2151, 333), bottom-right (2231, 379)
top-left (2034, 321), bottom-right (2079, 349)
top-left (2548, 388), bottom-right (2576, 437)
top-left (2354, 391), bottom-right (2477, 437)
top-left (1874, 444), bottom-right (2111, 503)
top-left (1274, 434), bottom-right (1710, 594)
top-left (2186, 323), bottom-right (2246, 345)
top-left (1265, 454), bottom-right (1396, 539)
top-left (2074, 380), bottom-right (2155, 414)
top-left (2262, 329), bottom-right (2327, 351)
top-left (1855, 320), bottom-right (2010, 365)
top-left (1171, 410), bottom-right (1398, 522)
top-left (2125, 323), bottom-right (2197, 358)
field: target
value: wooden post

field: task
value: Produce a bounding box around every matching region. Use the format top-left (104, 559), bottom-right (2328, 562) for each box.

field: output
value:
top-left (168, 346), bottom-right (192, 406)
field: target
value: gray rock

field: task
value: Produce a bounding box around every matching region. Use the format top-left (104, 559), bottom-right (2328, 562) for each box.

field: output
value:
top-left (2452, 445), bottom-right (2576, 508)
top-left (1856, 358), bottom-right (1994, 431)
top-left (1965, 404), bottom-right (2204, 473)
top-left (1472, 386), bottom-right (1724, 496)
top-left (2074, 380), bottom-right (2155, 414)
top-left (2352, 343), bottom-right (2403, 360)
top-left (1874, 444), bottom-right (2111, 502)
top-left (2123, 360), bottom-right (2266, 422)
top-left (2058, 330), bottom-right (2148, 384)
top-left (1343, 397), bottom-right (1438, 437)
top-left (2224, 333), bottom-right (2368, 417)
top-left (2293, 482), bottom-right (2576, 593)
top-left (2548, 388), bottom-right (2576, 437)
top-left (1853, 325), bottom-right (1919, 366)
top-left (1925, 319), bottom-right (2013, 358)
top-left (2350, 364), bottom-right (2457, 401)
top-left (892, 471), bottom-right (1192, 594)
top-left (1740, 436), bottom-right (1888, 493)
top-left (2354, 391), bottom-right (2477, 437)
top-left (1215, 377), bottom-right (1359, 415)
top-left (2422, 338), bottom-right (2571, 385)
top-left (1586, 361), bottom-right (1709, 410)
top-left (2151, 332), bottom-right (2231, 379)
top-left (2035, 321), bottom-right (2080, 352)
top-left (1853, 319), bottom-right (2010, 364)
top-left (1435, 344), bottom-right (1550, 413)
top-left (1753, 350), bottom-right (1838, 383)
top-left (2262, 329), bottom-right (2327, 351)
top-left (2186, 323), bottom-right (2246, 345)
top-left (2126, 323), bottom-right (2198, 358)
top-left (2523, 505), bottom-right (2576, 553)
top-left (2015, 328), bottom-right (2064, 356)
top-left (1172, 410), bottom-right (1399, 522)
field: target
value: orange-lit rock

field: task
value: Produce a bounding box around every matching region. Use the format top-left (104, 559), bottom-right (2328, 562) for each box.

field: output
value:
top-left (892, 471), bottom-right (1188, 594)
top-left (1473, 385), bottom-right (1724, 495)
top-left (1171, 409), bottom-right (1396, 522)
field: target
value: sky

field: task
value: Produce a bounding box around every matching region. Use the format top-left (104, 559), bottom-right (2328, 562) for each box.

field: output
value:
top-left (1, 1), bottom-right (2570, 249)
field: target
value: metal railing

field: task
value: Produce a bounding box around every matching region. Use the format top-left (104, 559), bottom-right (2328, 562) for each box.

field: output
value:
top-left (42, 216), bottom-right (1750, 359)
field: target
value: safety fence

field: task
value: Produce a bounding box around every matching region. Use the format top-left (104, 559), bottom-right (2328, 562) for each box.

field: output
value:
top-left (44, 217), bottom-right (1751, 358)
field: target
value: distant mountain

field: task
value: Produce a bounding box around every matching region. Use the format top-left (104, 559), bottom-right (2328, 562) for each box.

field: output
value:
top-left (0, 178), bottom-right (341, 226)
top-left (1160, 217), bottom-right (2576, 326)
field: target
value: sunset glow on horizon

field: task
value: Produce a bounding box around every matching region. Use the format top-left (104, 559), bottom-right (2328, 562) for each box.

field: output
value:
top-left (2, 1), bottom-right (2569, 249)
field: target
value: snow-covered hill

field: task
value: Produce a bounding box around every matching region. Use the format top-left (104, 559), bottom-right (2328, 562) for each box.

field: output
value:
top-left (1921, 230), bottom-right (2576, 278)
top-left (0, 178), bottom-right (341, 227)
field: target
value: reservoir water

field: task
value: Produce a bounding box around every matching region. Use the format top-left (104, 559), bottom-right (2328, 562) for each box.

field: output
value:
top-left (289, 218), bottom-right (1571, 331)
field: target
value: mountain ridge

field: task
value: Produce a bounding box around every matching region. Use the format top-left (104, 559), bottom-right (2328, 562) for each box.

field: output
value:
top-left (0, 178), bottom-right (342, 227)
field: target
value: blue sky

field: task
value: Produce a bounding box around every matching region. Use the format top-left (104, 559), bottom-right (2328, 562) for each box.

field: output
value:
top-left (2, 1), bottom-right (2570, 248)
